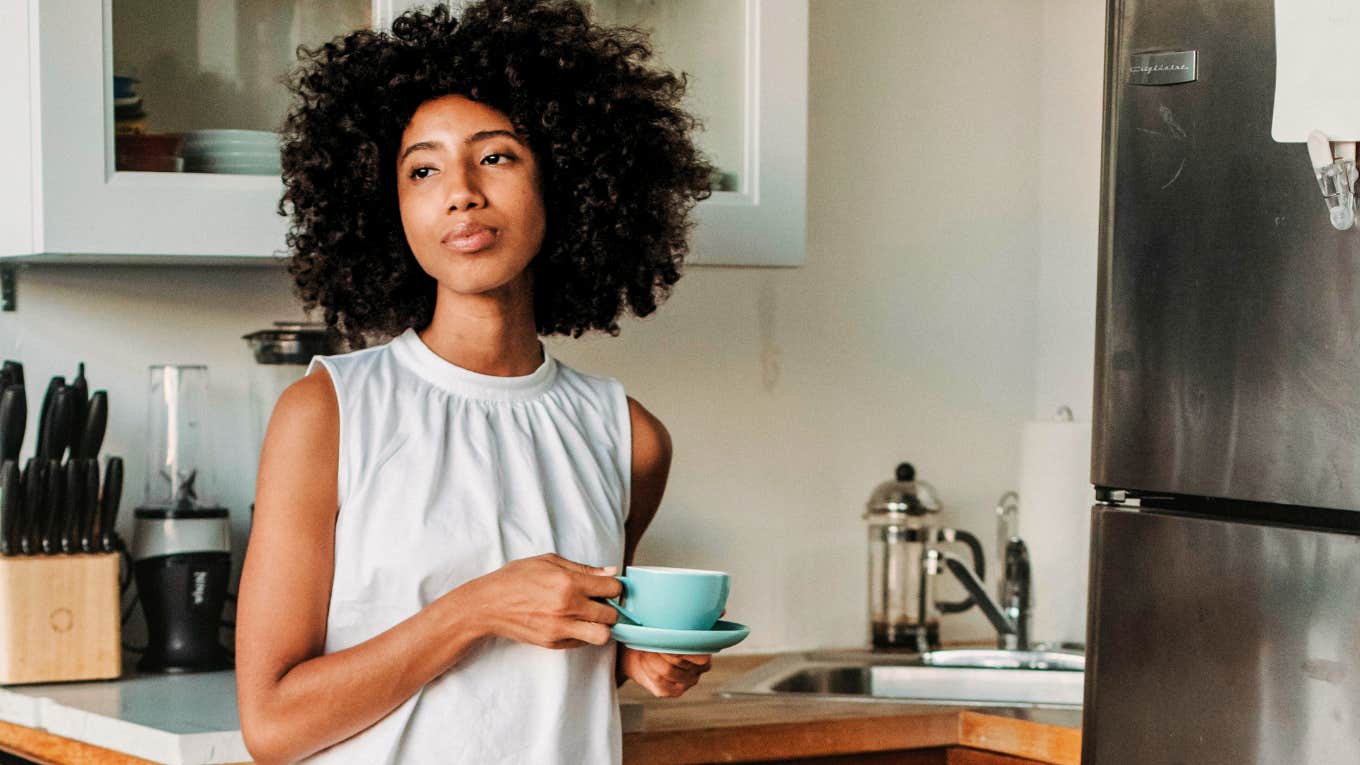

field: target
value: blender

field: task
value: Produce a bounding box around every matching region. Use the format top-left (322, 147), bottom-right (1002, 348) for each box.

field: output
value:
top-left (131, 365), bottom-right (232, 673)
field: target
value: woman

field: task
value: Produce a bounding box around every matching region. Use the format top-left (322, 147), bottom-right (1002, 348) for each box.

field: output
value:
top-left (235, 2), bottom-right (715, 762)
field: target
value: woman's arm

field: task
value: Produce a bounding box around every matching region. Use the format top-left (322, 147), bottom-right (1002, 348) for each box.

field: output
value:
top-left (621, 396), bottom-right (672, 569)
top-left (236, 370), bottom-right (621, 764)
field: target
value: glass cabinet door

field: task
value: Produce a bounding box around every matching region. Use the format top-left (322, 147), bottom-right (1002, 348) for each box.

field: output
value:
top-left (17, 0), bottom-right (384, 260)
top-left (586, 0), bottom-right (807, 267)
top-left (588, 0), bottom-right (746, 195)
top-left (110, 0), bottom-right (372, 175)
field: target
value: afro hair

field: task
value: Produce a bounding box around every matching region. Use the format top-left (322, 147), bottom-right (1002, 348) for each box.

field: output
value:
top-left (279, 0), bottom-right (715, 347)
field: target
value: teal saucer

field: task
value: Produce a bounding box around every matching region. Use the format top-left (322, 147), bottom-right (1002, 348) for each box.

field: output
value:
top-left (610, 618), bottom-right (750, 655)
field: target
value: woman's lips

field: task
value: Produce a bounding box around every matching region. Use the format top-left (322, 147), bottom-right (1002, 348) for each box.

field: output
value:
top-left (441, 225), bottom-right (497, 253)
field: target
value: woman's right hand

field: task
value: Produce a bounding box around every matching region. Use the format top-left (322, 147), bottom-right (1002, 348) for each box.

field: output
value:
top-left (470, 553), bottom-right (623, 649)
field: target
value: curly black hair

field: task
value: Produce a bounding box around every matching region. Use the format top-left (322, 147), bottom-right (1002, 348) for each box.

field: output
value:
top-left (278, 0), bottom-right (714, 347)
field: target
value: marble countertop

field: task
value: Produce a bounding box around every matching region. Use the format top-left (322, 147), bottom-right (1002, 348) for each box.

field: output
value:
top-left (0, 668), bottom-right (248, 765)
top-left (0, 663), bottom-right (643, 765)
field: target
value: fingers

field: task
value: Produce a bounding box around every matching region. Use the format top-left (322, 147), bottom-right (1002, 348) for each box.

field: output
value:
top-left (539, 554), bottom-right (623, 599)
top-left (563, 618), bottom-right (614, 647)
top-left (575, 570), bottom-right (624, 599)
top-left (646, 652), bottom-right (707, 683)
top-left (656, 652), bottom-right (712, 672)
top-left (541, 553), bottom-right (615, 577)
top-left (636, 653), bottom-right (704, 696)
top-left (583, 599), bottom-right (620, 625)
top-left (645, 676), bottom-right (689, 698)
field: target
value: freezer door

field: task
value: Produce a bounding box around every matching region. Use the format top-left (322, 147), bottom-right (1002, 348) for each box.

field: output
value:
top-left (1093, 0), bottom-right (1360, 511)
top-left (1083, 505), bottom-right (1360, 764)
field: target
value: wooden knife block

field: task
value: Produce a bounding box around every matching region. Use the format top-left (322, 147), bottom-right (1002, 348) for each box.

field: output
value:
top-left (0, 554), bottom-right (121, 684)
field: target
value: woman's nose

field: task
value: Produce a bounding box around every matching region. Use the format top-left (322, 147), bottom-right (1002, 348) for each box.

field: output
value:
top-left (444, 167), bottom-right (486, 211)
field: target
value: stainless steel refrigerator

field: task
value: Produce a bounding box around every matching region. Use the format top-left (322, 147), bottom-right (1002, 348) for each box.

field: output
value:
top-left (1086, 0), bottom-right (1360, 763)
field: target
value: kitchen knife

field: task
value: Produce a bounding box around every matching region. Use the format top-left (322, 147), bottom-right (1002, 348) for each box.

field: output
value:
top-left (40, 386), bottom-right (73, 463)
top-left (0, 384), bottom-right (24, 463)
top-left (0, 361), bottom-right (22, 390)
top-left (82, 459), bottom-right (100, 553)
top-left (34, 377), bottom-right (64, 461)
top-left (77, 391), bottom-right (107, 459)
top-left (68, 364), bottom-right (88, 459)
top-left (18, 459), bottom-right (42, 555)
top-left (0, 460), bottom-right (18, 556)
top-left (41, 460), bottom-right (63, 555)
top-left (99, 457), bottom-right (123, 553)
top-left (61, 458), bottom-right (82, 554)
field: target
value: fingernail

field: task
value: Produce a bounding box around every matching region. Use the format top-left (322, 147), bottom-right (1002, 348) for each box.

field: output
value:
top-left (600, 565), bottom-right (619, 575)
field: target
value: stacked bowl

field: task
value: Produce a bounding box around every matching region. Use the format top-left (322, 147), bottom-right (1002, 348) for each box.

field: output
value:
top-left (180, 130), bottom-right (282, 175)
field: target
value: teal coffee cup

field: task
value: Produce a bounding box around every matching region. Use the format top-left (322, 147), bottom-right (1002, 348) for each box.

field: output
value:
top-left (606, 566), bottom-right (730, 630)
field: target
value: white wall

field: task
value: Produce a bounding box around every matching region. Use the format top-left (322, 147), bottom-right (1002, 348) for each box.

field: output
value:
top-left (0, 0), bottom-right (1077, 654)
top-left (1033, 0), bottom-right (1106, 421)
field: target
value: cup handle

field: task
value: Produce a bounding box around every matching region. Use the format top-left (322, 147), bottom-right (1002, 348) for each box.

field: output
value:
top-left (603, 575), bottom-right (644, 625)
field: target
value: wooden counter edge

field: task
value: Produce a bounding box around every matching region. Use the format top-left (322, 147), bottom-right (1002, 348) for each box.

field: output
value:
top-left (0, 719), bottom-right (249, 765)
top-left (622, 708), bottom-right (1079, 765)
top-left (957, 711), bottom-right (1081, 765)
top-left (624, 710), bottom-right (961, 764)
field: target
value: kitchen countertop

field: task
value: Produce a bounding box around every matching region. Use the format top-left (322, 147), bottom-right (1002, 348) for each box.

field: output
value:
top-left (620, 652), bottom-right (1081, 764)
top-left (0, 650), bottom-right (1081, 765)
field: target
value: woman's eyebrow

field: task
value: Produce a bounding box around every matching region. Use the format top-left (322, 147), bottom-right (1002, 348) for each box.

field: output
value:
top-left (399, 130), bottom-right (526, 163)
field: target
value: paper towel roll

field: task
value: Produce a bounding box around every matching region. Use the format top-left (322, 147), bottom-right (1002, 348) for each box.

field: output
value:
top-left (1017, 416), bottom-right (1093, 647)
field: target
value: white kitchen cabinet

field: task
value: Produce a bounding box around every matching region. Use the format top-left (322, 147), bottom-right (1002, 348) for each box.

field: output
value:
top-left (0, 0), bottom-right (805, 267)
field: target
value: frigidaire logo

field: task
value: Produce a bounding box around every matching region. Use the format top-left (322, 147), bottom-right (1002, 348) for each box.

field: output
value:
top-left (192, 570), bottom-right (208, 606)
top-left (1130, 63), bottom-right (1190, 74)
top-left (1128, 51), bottom-right (1197, 86)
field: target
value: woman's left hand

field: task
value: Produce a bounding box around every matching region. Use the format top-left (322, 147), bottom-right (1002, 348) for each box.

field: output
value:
top-left (618, 646), bottom-right (712, 698)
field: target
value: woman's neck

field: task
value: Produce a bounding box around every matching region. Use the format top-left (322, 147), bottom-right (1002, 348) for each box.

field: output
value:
top-left (418, 281), bottom-right (543, 377)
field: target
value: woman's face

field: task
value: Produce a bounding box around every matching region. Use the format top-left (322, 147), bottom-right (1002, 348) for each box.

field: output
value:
top-left (396, 95), bottom-right (547, 300)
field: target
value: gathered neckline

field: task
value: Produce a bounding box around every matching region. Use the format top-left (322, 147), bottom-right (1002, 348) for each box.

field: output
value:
top-left (388, 328), bottom-right (559, 402)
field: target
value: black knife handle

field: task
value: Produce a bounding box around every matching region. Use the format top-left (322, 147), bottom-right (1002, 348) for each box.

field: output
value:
top-left (69, 369), bottom-right (88, 460)
top-left (79, 391), bottom-right (108, 460)
top-left (0, 460), bottom-right (18, 556)
top-left (0, 385), bottom-right (24, 463)
top-left (100, 457), bottom-right (124, 554)
top-left (62, 459), bottom-right (82, 554)
top-left (35, 377), bottom-right (64, 461)
top-left (18, 459), bottom-right (41, 555)
top-left (48, 388), bottom-right (76, 465)
top-left (41, 460), bottom-right (62, 555)
top-left (82, 460), bottom-right (100, 553)
top-left (0, 361), bottom-right (22, 389)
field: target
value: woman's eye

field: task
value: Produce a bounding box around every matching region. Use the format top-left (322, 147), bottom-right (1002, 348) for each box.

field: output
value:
top-left (482, 153), bottom-right (513, 165)
top-left (409, 166), bottom-right (436, 180)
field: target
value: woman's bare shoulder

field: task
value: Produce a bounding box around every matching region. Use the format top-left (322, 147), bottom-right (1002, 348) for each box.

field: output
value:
top-left (256, 368), bottom-right (339, 506)
top-left (262, 367), bottom-right (339, 451)
top-left (276, 367), bottom-right (338, 423)
top-left (626, 396), bottom-right (672, 477)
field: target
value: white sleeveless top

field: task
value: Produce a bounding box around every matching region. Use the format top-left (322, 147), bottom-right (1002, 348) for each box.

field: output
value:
top-left (300, 328), bottom-right (631, 764)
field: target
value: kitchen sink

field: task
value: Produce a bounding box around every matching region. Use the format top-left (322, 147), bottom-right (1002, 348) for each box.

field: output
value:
top-left (719, 649), bottom-right (1085, 709)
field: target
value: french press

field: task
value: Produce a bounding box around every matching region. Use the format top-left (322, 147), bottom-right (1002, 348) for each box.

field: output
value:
top-left (862, 462), bottom-right (986, 651)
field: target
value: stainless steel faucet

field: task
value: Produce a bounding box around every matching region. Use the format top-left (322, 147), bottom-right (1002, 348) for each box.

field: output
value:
top-left (926, 538), bottom-right (1031, 650)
